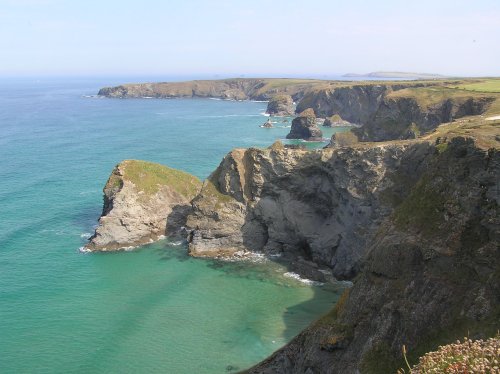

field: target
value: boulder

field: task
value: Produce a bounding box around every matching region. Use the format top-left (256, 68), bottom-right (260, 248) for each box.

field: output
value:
top-left (286, 108), bottom-right (323, 140)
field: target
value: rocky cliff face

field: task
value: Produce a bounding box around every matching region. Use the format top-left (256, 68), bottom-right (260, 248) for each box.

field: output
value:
top-left (186, 140), bottom-right (437, 279)
top-left (246, 137), bottom-right (499, 373)
top-left (85, 160), bottom-right (201, 251)
top-left (98, 78), bottom-right (325, 101)
top-left (296, 85), bottom-right (495, 141)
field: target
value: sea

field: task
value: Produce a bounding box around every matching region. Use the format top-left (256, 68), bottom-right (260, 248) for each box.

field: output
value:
top-left (0, 76), bottom-right (351, 373)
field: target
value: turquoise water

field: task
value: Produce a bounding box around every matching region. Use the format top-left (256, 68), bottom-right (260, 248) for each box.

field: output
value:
top-left (0, 78), bottom-right (347, 373)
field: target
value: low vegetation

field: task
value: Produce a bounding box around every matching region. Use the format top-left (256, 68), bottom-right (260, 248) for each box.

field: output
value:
top-left (386, 86), bottom-right (494, 110)
top-left (399, 335), bottom-right (500, 373)
top-left (330, 131), bottom-right (359, 147)
top-left (120, 160), bottom-right (201, 198)
top-left (449, 78), bottom-right (500, 93)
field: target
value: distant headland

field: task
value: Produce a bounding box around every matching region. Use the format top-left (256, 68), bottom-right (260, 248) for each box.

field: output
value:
top-left (343, 71), bottom-right (447, 79)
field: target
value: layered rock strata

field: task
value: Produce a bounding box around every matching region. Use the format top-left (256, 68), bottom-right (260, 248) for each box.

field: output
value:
top-left (186, 140), bottom-right (436, 279)
top-left (297, 85), bottom-right (494, 141)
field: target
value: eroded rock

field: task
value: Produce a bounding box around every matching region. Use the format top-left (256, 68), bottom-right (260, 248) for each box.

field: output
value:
top-left (85, 160), bottom-right (201, 251)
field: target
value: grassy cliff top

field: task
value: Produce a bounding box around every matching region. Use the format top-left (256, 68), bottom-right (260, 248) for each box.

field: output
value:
top-left (99, 77), bottom-right (500, 102)
top-left (386, 86), bottom-right (499, 109)
top-left (108, 160), bottom-right (201, 198)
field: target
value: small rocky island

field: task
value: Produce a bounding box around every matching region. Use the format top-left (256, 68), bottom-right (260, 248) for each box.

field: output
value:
top-left (90, 77), bottom-right (500, 373)
top-left (286, 108), bottom-right (323, 141)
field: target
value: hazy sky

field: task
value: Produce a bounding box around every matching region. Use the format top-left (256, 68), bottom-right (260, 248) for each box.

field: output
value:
top-left (1, 0), bottom-right (499, 77)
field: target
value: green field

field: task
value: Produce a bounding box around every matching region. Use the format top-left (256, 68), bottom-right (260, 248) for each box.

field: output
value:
top-left (451, 79), bottom-right (500, 93)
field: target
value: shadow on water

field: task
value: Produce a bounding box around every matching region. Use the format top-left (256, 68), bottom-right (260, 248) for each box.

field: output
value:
top-left (204, 254), bottom-right (346, 342)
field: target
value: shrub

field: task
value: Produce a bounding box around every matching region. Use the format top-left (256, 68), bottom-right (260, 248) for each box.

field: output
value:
top-left (399, 335), bottom-right (500, 373)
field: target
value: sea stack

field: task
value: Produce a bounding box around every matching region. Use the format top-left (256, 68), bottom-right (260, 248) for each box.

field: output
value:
top-left (286, 108), bottom-right (323, 141)
top-left (266, 94), bottom-right (294, 116)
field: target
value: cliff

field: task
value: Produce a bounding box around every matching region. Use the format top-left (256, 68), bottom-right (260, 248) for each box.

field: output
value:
top-left (296, 85), bottom-right (496, 141)
top-left (246, 136), bottom-right (499, 373)
top-left (98, 78), bottom-right (329, 101)
top-left (99, 78), bottom-right (499, 143)
top-left (186, 140), bottom-right (436, 279)
top-left (85, 160), bottom-right (201, 251)
top-left (87, 81), bottom-right (500, 371)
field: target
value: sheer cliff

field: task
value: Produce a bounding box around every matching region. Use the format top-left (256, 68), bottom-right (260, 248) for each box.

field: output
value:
top-left (246, 137), bottom-right (499, 373)
top-left (186, 141), bottom-right (435, 280)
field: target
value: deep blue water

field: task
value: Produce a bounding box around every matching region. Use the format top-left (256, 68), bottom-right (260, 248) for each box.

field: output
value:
top-left (0, 77), bottom-right (347, 373)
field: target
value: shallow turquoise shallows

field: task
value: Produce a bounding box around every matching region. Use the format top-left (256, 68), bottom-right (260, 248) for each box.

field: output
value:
top-left (0, 77), bottom-right (348, 374)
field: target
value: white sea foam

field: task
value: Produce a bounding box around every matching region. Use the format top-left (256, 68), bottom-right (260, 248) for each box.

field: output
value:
top-left (283, 272), bottom-right (324, 286)
top-left (79, 189), bottom-right (99, 196)
top-left (80, 232), bottom-right (92, 239)
top-left (169, 240), bottom-right (184, 246)
top-left (260, 112), bottom-right (270, 117)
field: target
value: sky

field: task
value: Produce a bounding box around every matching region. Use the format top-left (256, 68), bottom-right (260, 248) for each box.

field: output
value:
top-left (0, 0), bottom-right (499, 77)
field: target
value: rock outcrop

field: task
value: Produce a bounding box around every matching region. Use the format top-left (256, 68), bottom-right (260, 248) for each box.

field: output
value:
top-left (85, 160), bottom-right (201, 251)
top-left (260, 119), bottom-right (273, 128)
top-left (245, 137), bottom-right (500, 373)
top-left (286, 108), bottom-right (323, 141)
top-left (186, 140), bottom-right (436, 279)
top-left (323, 114), bottom-right (350, 127)
top-left (266, 94), bottom-right (294, 116)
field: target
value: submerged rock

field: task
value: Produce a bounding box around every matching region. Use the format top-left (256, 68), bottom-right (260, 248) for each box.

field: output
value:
top-left (286, 108), bottom-right (323, 141)
top-left (260, 119), bottom-right (273, 128)
top-left (265, 94), bottom-right (295, 116)
top-left (85, 160), bottom-right (201, 251)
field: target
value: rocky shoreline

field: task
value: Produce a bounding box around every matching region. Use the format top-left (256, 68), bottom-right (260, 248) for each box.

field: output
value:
top-left (87, 79), bottom-right (500, 372)
top-left (99, 78), bottom-right (497, 143)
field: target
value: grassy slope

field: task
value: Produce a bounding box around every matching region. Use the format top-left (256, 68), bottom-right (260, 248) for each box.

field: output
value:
top-left (111, 160), bottom-right (201, 199)
top-left (447, 78), bottom-right (500, 93)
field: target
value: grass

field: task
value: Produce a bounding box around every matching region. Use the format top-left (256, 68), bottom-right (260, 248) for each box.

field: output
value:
top-left (423, 117), bottom-right (500, 149)
top-left (119, 160), bottom-right (201, 198)
top-left (331, 131), bottom-right (359, 147)
top-left (450, 78), bottom-right (500, 93)
top-left (386, 86), bottom-right (494, 109)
